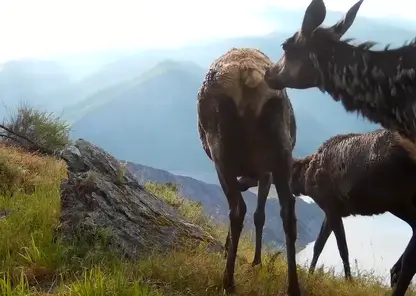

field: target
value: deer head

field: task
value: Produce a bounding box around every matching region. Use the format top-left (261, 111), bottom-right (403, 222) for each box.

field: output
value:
top-left (264, 0), bottom-right (364, 90)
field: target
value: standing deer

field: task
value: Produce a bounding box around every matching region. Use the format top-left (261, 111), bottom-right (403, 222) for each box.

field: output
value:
top-left (262, 0), bottom-right (416, 294)
top-left (239, 129), bottom-right (416, 288)
top-left (264, 0), bottom-right (416, 141)
top-left (197, 48), bottom-right (299, 295)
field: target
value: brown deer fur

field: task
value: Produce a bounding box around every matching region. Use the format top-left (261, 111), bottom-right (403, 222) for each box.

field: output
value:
top-left (292, 130), bottom-right (416, 295)
top-left (239, 128), bottom-right (416, 295)
top-left (197, 47), bottom-right (299, 295)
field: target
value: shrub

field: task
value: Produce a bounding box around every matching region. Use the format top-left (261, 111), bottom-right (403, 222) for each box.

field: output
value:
top-left (1, 101), bottom-right (71, 153)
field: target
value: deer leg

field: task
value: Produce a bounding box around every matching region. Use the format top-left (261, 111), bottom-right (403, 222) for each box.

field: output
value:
top-left (224, 175), bottom-right (259, 259)
top-left (216, 164), bottom-right (247, 293)
top-left (309, 216), bottom-right (332, 274)
top-left (252, 172), bottom-right (272, 266)
top-left (390, 208), bottom-right (416, 296)
top-left (327, 214), bottom-right (351, 280)
top-left (224, 226), bottom-right (230, 259)
top-left (390, 254), bottom-right (403, 288)
top-left (273, 153), bottom-right (301, 296)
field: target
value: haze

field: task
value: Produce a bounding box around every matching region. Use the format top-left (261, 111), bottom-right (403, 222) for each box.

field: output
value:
top-left (1, 0), bottom-right (415, 61)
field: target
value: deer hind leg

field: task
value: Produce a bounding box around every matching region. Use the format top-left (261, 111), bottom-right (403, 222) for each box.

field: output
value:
top-left (224, 226), bottom-right (230, 259)
top-left (309, 216), bottom-right (332, 274)
top-left (252, 172), bottom-right (272, 266)
top-left (328, 214), bottom-right (351, 280)
top-left (390, 253), bottom-right (403, 288)
top-left (224, 175), bottom-right (259, 259)
top-left (273, 151), bottom-right (301, 296)
top-left (390, 207), bottom-right (416, 296)
top-left (215, 163), bottom-right (247, 293)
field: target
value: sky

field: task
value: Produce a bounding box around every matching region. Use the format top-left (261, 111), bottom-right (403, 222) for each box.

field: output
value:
top-left (0, 0), bottom-right (416, 62)
top-left (297, 214), bottom-right (412, 285)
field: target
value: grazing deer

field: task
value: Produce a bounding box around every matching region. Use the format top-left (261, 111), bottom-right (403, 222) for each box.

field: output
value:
top-left (291, 130), bottom-right (416, 287)
top-left (239, 128), bottom-right (416, 296)
top-left (197, 47), bottom-right (299, 295)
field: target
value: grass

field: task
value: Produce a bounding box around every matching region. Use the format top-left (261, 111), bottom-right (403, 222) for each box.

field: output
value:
top-left (0, 143), bottom-right (414, 296)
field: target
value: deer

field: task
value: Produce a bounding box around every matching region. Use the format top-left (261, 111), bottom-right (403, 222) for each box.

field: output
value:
top-left (290, 130), bottom-right (416, 287)
top-left (239, 129), bottom-right (416, 296)
top-left (197, 47), bottom-right (299, 295)
top-left (264, 0), bottom-right (416, 145)
top-left (261, 0), bottom-right (416, 295)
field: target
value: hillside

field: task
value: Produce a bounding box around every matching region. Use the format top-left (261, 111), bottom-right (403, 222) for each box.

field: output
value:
top-left (0, 136), bottom-right (410, 295)
top-left (126, 161), bottom-right (324, 251)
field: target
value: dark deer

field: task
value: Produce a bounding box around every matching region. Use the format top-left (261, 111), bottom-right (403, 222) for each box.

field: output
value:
top-left (262, 2), bottom-right (416, 294)
top-left (264, 0), bottom-right (416, 145)
top-left (197, 48), bottom-right (299, 295)
top-left (292, 129), bottom-right (416, 287)
top-left (240, 129), bottom-right (416, 296)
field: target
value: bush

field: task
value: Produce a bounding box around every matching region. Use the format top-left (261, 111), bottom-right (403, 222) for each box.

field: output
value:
top-left (1, 101), bottom-right (71, 153)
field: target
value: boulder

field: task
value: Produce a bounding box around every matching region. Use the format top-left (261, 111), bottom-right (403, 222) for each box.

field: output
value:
top-left (58, 139), bottom-right (221, 259)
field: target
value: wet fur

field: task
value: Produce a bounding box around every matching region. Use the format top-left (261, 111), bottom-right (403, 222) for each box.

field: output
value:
top-left (266, 0), bottom-right (416, 154)
top-left (292, 129), bottom-right (416, 281)
top-left (304, 30), bottom-right (416, 142)
top-left (197, 47), bottom-right (300, 295)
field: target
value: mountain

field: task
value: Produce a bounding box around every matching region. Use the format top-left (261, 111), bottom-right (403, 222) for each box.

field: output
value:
top-left (70, 60), bottom-right (212, 174)
top-left (126, 161), bottom-right (324, 251)
top-left (0, 59), bottom-right (73, 116)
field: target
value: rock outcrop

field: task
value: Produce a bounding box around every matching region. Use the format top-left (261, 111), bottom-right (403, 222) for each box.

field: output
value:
top-left (58, 139), bottom-right (221, 259)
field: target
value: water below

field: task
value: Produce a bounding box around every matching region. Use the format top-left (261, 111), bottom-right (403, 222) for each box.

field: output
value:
top-left (296, 213), bottom-right (412, 285)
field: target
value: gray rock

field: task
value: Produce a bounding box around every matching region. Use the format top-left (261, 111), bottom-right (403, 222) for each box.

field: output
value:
top-left (58, 139), bottom-right (221, 259)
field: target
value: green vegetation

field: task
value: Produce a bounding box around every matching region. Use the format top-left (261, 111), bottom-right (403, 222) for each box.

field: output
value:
top-left (1, 102), bottom-right (71, 153)
top-left (0, 143), bottom-right (413, 295)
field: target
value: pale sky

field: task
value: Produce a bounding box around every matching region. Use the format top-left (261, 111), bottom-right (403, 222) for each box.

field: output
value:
top-left (0, 0), bottom-right (415, 62)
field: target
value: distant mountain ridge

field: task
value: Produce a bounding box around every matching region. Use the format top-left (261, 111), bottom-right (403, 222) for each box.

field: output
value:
top-left (126, 161), bottom-right (324, 251)
top-left (69, 60), bottom-right (209, 175)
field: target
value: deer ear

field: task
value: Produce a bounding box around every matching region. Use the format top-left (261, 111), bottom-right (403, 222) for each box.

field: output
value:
top-left (329, 0), bottom-right (364, 39)
top-left (301, 0), bottom-right (327, 34)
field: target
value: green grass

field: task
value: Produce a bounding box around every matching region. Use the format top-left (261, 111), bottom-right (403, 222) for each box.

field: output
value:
top-left (0, 143), bottom-right (414, 295)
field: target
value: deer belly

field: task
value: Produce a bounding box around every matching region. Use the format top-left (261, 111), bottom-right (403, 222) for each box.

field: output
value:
top-left (238, 147), bottom-right (275, 175)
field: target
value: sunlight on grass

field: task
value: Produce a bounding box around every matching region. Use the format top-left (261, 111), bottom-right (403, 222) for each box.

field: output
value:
top-left (0, 144), bottom-right (414, 295)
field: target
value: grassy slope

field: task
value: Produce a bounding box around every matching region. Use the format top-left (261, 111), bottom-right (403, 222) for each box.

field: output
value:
top-left (0, 144), bottom-right (412, 296)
